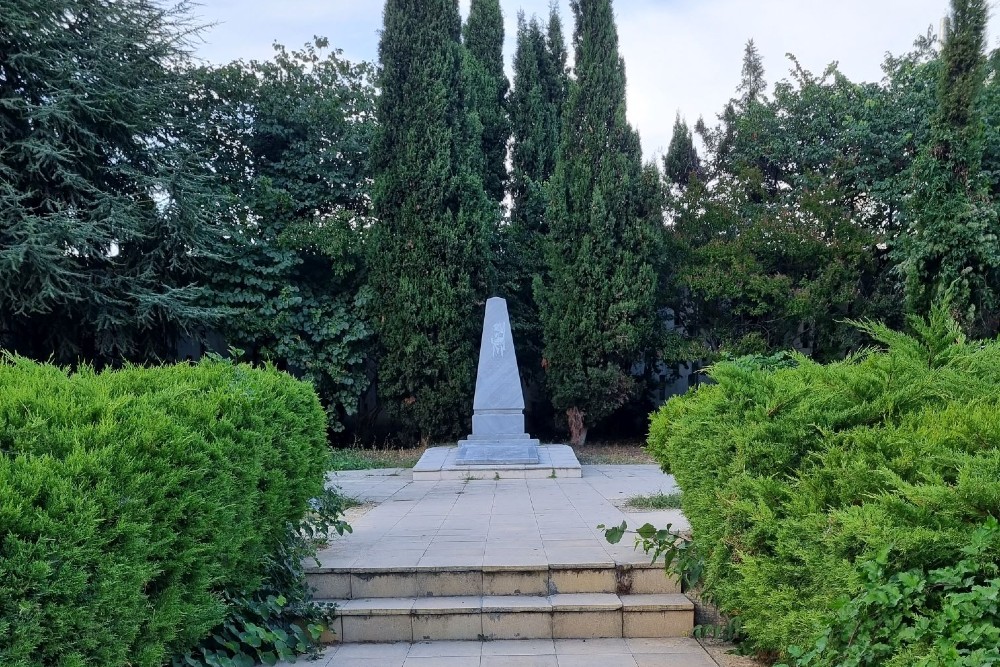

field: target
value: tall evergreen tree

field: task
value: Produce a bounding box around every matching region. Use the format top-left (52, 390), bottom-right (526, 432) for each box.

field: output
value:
top-left (0, 0), bottom-right (225, 363)
top-left (663, 114), bottom-right (700, 188)
top-left (737, 39), bottom-right (767, 109)
top-left (510, 10), bottom-right (568, 235)
top-left (536, 0), bottom-right (660, 445)
top-left (697, 39), bottom-right (770, 183)
top-left (898, 0), bottom-right (1000, 335)
top-left (369, 0), bottom-right (496, 443)
top-left (507, 15), bottom-right (549, 366)
top-left (545, 3), bottom-right (571, 123)
top-left (463, 0), bottom-right (510, 204)
top-left (506, 8), bottom-right (570, 432)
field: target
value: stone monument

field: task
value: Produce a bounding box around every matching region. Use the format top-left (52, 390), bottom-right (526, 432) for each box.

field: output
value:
top-left (410, 296), bottom-right (581, 480)
top-left (455, 297), bottom-right (540, 465)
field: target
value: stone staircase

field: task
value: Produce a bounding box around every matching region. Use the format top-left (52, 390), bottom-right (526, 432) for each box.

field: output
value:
top-left (307, 561), bottom-right (693, 643)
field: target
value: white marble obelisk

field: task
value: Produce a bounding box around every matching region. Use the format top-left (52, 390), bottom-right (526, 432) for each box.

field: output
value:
top-left (456, 297), bottom-right (540, 465)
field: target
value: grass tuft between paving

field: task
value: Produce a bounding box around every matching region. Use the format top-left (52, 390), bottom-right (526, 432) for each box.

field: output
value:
top-left (329, 445), bottom-right (426, 471)
top-left (573, 441), bottom-right (656, 465)
top-left (625, 491), bottom-right (684, 510)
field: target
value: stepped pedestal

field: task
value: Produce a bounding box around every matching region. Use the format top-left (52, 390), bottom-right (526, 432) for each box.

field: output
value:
top-left (413, 444), bottom-right (581, 480)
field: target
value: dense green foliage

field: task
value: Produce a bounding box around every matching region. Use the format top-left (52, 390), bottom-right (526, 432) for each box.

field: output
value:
top-left (505, 8), bottom-right (570, 423)
top-left (537, 0), bottom-right (661, 444)
top-left (509, 8), bottom-right (568, 237)
top-left (898, 0), bottom-right (1000, 337)
top-left (191, 39), bottom-right (376, 431)
top-left (369, 0), bottom-right (496, 443)
top-left (0, 0), bottom-right (226, 363)
top-left (176, 486), bottom-right (352, 667)
top-left (663, 114), bottom-right (700, 188)
top-left (463, 0), bottom-right (511, 204)
top-left (646, 304), bottom-right (1000, 661)
top-left (5, 0), bottom-right (1000, 446)
top-left (676, 44), bottom-right (914, 361)
top-left (784, 520), bottom-right (1000, 667)
top-left (0, 357), bottom-right (330, 666)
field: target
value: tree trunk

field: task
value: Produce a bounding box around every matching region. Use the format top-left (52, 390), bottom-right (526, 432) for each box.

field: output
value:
top-left (566, 406), bottom-right (588, 447)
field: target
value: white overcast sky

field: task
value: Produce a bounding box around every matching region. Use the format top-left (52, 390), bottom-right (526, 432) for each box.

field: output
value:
top-left (191, 0), bottom-right (1000, 162)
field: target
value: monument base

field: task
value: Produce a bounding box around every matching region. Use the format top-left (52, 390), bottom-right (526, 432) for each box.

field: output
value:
top-left (455, 440), bottom-right (541, 465)
top-left (413, 444), bottom-right (582, 481)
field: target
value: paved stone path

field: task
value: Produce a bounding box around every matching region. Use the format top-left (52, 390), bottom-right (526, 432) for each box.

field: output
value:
top-left (317, 465), bottom-right (689, 571)
top-left (283, 637), bottom-right (719, 666)
top-left (292, 465), bottom-right (725, 665)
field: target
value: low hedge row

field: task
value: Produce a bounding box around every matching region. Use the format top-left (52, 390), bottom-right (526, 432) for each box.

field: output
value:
top-left (647, 306), bottom-right (1000, 664)
top-left (0, 356), bottom-right (330, 667)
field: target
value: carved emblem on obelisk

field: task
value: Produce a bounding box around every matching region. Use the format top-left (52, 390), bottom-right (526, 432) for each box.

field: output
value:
top-left (491, 322), bottom-right (506, 358)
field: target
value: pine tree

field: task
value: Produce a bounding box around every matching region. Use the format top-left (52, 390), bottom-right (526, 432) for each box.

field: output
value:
top-left (737, 39), bottom-right (767, 109)
top-left (664, 114), bottom-right (701, 188)
top-left (536, 0), bottom-right (660, 445)
top-left (0, 0), bottom-right (225, 363)
top-left (697, 40), bottom-right (770, 183)
top-left (898, 0), bottom-right (1000, 336)
top-left (369, 0), bottom-right (496, 443)
top-left (463, 0), bottom-right (510, 204)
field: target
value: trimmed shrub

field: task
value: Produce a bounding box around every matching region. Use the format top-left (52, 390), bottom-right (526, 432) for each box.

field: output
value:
top-left (647, 304), bottom-right (1000, 662)
top-left (0, 356), bottom-right (329, 667)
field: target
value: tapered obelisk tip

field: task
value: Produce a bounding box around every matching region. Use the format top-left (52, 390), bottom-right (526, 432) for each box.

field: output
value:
top-left (473, 297), bottom-right (525, 411)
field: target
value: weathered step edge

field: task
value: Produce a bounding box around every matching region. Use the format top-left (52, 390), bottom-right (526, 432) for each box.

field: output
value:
top-left (307, 562), bottom-right (681, 599)
top-left (317, 593), bottom-right (694, 643)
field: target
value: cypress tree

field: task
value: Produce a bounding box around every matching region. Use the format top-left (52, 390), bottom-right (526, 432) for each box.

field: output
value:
top-left (898, 0), bottom-right (1000, 335)
top-left (509, 10), bottom-right (567, 276)
top-left (505, 8), bottom-right (569, 430)
top-left (463, 0), bottom-right (510, 204)
top-left (369, 0), bottom-right (496, 443)
top-left (511, 16), bottom-right (549, 234)
top-left (664, 114), bottom-right (701, 188)
top-left (545, 4), bottom-right (570, 132)
top-left (507, 15), bottom-right (548, 364)
top-left (536, 0), bottom-right (660, 445)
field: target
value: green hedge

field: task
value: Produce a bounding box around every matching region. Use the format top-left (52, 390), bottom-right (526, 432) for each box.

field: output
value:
top-left (647, 307), bottom-right (1000, 663)
top-left (0, 356), bottom-right (329, 667)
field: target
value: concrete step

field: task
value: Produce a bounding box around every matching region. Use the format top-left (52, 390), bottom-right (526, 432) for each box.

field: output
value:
top-left (307, 562), bottom-right (681, 600)
top-left (321, 593), bottom-right (694, 643)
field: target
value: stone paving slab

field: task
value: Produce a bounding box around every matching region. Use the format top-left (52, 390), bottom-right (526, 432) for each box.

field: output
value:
top-left (278, 638), bottom-right (721, 666)
top-left (318, 465), bottom-right (688, 571)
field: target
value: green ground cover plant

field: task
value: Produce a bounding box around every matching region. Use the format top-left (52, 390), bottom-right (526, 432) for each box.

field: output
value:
top-left (645, 303), bottom-right (1000, 663)
top-left (0, 356), bottom-right (332, 667)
